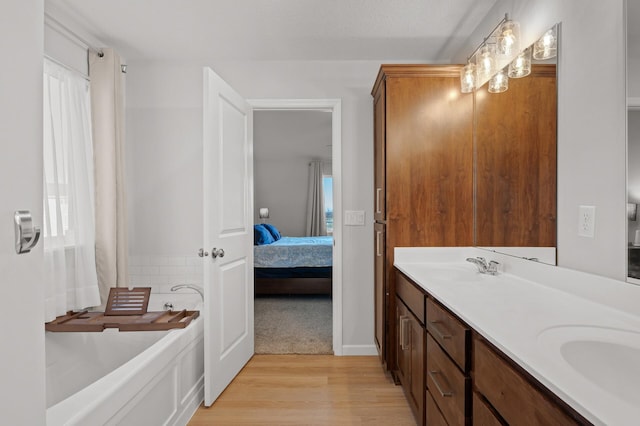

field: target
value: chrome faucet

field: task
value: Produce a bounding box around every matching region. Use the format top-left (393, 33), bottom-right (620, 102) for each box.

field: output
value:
top-left (170, 284), bottom-right (204, 301)
top-left (466, 257), bottom-right (500, 275)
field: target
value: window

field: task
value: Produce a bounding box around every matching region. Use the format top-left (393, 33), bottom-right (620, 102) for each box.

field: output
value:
top-left (43, 58), bottom-right (100, 321)
top-left (323, 176), bottom-right (333, 234)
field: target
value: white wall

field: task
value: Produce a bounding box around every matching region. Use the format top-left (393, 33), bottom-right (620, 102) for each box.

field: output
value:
top-left (456, 0), bottom-right (627, 280)
top-left (125, 60), bottom-right (377, 349)
top-left (125, 65), bottom-right (205, 293)
top-left (1, 1), bottom-right (46, 424)
top-left (254, 110), bottom-right (332, 237)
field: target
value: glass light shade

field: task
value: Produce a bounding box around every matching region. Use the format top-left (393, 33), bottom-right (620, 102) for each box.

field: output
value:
top-left (497, 20), bottom-right (520, 56)
top-left (533, 27), bottom-right (557, 60)
top-left (476, 44), bottom-right (495, 82)
top-left (508, 47), bottom-right (532, 78)
top-left (460, 63), bottom-right (476, 93)
top-left (488, 68), bottom-right (508, 93)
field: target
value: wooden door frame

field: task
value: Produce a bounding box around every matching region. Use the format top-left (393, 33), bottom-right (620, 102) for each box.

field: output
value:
top-left (248, 98), bottom-right (343, 355)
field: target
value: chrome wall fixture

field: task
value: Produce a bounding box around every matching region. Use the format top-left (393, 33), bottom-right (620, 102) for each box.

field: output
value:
top-left (14, 210), bottom-right (41, 254)
top-left (460, 14), bottom-right (557, 94)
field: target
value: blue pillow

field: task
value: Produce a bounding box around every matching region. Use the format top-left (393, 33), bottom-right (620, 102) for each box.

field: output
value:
top-left (262, 223), bottom-right (281, 241)
top-left (254, 224), bottom-right (275, 245)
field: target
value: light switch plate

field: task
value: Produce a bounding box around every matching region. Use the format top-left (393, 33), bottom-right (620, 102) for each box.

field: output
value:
top-left (345, 210), bottom-right (365, 226)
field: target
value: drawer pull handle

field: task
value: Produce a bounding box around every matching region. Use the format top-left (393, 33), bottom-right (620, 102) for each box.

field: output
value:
top-left (376, 231), bottom-right (383, 257)
top-left (428, 370), bottom-right (453, 397)
top-left (429, 320), bottom-right (452, 340)
top-left (399, 316), bottom-right (410, 351)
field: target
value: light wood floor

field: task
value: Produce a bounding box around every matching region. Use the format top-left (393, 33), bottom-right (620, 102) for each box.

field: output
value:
top-left (188, 355), bottom-right (416, 425)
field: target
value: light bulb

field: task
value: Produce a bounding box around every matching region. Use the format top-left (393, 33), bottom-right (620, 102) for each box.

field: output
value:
top-left (477, 44), bottom-right (495, 82)
top-left (508, 47), bottom-right (532, 78)
top-left (533, 27), bottom-right (557, 60)
top-left (488, 68), bottom-right (508, 93)
top-left (460, 63), bottom-right (476, 93)
top-left (497, 20), bottom-right (520, 56)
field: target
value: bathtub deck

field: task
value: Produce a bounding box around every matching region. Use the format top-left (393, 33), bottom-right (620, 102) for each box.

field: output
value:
top-left (187, 355), bottom-right (414, 425)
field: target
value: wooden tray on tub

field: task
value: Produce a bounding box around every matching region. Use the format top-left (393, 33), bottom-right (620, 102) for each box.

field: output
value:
top-left (45, 309), bottom-right (200, 332)
top-left (45, 287), bottom-right (199, 332)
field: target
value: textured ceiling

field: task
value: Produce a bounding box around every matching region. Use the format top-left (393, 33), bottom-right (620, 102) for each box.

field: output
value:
top-left (46, 0), bottom-right (498, 63)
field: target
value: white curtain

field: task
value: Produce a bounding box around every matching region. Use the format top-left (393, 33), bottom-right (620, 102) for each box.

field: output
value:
top-left (89, 48), bottom-right (129, 306)
top-left (305, 160), bottom-right (327, 236)
top-left (43, 59), bottom-right (101, 321)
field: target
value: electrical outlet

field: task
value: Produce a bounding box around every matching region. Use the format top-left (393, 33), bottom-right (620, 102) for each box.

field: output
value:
top-left (578, 205), bottom-right (596, 238)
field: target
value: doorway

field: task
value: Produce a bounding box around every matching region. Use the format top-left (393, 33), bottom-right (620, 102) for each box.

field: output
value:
top-left (249, 99), bottom-right (343, 355)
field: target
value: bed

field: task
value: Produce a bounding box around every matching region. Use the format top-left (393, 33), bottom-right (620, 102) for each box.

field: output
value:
top-left (254, 226), bottom-right (333, 295)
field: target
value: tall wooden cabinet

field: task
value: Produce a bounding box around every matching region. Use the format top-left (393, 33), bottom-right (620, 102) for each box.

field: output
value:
top-left (371, 65), bottom-right (474, 377)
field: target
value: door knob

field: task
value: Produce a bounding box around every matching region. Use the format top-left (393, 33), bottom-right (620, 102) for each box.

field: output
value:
top-left (211, 248), bottom-right (225, 258)
top-left (198, 248), bottom-right (209, 257)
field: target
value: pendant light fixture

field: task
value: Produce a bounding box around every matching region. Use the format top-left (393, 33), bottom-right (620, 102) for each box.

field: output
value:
top-left (460, 62), bottom-right (476, 93)
top-left (508, 47), bottom-right (532, 78)
top-left (476, 44), bottom-right (496, 84)
top-left (497, 19), bottom-right (520, 57)
top-left (488, 67), bottom-right (508, 93)
top-left (459, 14), bottom-right (556, 93)
top-left (533, 27), bottom-right (557, 60)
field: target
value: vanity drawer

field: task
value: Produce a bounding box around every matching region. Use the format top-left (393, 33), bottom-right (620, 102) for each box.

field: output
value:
top-left (426, 334), bottom-right (470, 426)
top-left (426, 298), bottom-right (470, 372)
top-left (426, 390), bottom-right (448, 426)
top-left (396, 272), bottom-right (425, 324)
top-left (474, 338), bottom-right (579, 426)
top-left (472, 392), bottom-right (505, 426)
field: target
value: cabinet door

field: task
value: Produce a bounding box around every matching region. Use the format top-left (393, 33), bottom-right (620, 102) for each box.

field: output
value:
top-left (397, 298), bottom-right (425, 426)
top-left (373, 82), bottom-right (386, 222)
top-left (374, 223), bottom-right (386, 359)
top-left (396, 299), bottom-right (410, 384)
top-left (409, 314), bottom-right (425, 425)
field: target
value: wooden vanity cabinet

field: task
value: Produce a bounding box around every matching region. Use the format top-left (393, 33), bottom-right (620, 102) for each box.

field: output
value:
top-left (394, 270), bottom-right (593, 426)
top-left (372, 64), bottom-right (473, 372)
top-left (395, 273), bottom-right (426, 425)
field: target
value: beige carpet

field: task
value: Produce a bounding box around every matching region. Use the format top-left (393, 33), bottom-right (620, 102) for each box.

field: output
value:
top-left (255, 295), bottom-right (333, 354)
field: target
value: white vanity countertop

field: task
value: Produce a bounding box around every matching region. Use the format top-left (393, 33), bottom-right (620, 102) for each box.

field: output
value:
top-left (394, 247), bottom-right (640, 426)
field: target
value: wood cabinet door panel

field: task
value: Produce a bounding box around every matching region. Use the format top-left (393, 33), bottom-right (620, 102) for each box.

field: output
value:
top-left (426, 298), bottom-right (470, 373)
top-left (474, 338), bottom-right (579, 426)
top-left (373, 83), bottom-right (386, 222)
top-left (426, 334), bottom-right (469, 426)
top-left (472, 392), bottom-right (505, 426)
top-left (397, 272), bottom-right (425, 324)
top-left (409, 316), bottom-right (425, 425)
top-left (385, 74), bottom-right (473, 247)
top-left (374, 223), bottom-right (386, 359)
top-left (426, 390), bottom-right (449, 426)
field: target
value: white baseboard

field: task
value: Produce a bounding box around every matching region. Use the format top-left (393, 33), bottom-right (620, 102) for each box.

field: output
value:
top-left (340, 344), bottom-right (378, 356)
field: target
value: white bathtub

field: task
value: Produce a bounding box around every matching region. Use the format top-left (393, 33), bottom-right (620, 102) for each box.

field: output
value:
top-left (46, 298), bottom-right (204, 426)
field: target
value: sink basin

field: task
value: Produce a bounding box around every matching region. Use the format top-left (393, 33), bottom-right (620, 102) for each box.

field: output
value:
top-left (538, 326), bottom-right (640, 405)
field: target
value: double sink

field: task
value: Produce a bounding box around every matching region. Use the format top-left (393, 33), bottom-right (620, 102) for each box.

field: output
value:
top-left (395, 258), bottom-right (640, 424)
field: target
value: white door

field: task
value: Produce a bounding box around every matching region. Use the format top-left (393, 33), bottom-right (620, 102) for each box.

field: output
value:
top-left (1, 2), bottom-right (46, 424)
top-left (203, 67), bottom-right (254, 406)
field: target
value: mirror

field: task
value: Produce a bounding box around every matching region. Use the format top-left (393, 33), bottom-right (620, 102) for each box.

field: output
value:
top-left (628, 2), bottom-right (640, 282)
top-left (628, 109), bottom-right (640, 281)
top-left (473, 25), bottom-right (559, 265)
